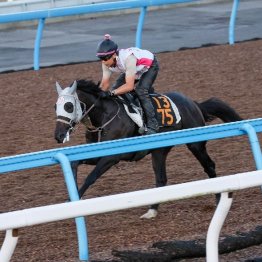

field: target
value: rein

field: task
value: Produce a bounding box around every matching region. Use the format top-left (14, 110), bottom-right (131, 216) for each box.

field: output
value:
top-left (84, 98), bottom-right (120, 142)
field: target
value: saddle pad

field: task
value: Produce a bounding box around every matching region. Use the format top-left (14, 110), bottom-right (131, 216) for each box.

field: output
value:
top-left (151, 94), bottom-right (181, 127)
top-left (123, 103), bottom-right (143, 128)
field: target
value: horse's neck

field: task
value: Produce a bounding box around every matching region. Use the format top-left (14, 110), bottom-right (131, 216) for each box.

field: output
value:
top-left (78, 91), bottom-right (105, 124)
top-left (78, 91), bottom-right (95, 106)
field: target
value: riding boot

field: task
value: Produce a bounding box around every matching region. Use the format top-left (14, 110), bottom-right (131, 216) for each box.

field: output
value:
top-left (139, 94), bottom-right (159, 135)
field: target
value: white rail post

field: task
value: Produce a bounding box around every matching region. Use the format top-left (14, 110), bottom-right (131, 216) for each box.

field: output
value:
top-left (0, 229), bottom-right (19, 262)
top-left (206, 192), bottom-right (233, 262)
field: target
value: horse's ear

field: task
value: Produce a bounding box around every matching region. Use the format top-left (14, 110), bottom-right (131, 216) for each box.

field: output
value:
top-left (70, 80), bottom-right (77, 94)
top-left (56, 82), bottom-right (63, 95)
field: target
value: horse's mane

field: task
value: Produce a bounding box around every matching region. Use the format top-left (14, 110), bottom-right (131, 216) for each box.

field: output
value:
top-left (75, 79), bottom-right (101, 95)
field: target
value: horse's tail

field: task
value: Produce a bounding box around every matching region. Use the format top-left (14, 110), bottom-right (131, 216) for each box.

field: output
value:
top-left (196, 97), bottom-right (243, 123)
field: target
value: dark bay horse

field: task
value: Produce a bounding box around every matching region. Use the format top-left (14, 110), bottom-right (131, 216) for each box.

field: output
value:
top-left (54, 79), bottom-right (242, 218)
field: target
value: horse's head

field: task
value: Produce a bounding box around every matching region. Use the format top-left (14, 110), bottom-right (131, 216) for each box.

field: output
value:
top-left (54, 80), bottom-right (84, 143)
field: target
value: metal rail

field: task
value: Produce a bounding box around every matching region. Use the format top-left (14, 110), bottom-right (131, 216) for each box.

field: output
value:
top-left (1, 118), bottom-right (261, 174)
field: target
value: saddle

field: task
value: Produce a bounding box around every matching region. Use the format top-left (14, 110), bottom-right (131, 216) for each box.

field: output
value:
top-left (117, 92), bottom-right (181, 134)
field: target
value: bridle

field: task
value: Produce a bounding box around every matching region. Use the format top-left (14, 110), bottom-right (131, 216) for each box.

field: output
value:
top-left (56, 93), bottom-right (120, 142)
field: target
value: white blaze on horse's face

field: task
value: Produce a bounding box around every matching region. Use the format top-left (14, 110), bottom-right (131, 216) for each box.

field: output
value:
top-left (55, 81), bottom-right (83, 143)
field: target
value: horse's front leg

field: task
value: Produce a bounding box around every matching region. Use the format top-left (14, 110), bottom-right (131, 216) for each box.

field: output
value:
top-left (78, 156), bottom-right (120, 198)
top-left (71, 160), bottom-right (81, 186)
top-left (140, 147), bottom-right (172, 219)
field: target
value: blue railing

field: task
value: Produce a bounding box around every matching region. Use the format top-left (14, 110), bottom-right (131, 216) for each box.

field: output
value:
top-left (0, 118), bottom-right (262, 261)
top-left (0, 0), bottom-right (240, 70)
top-left (1, 118), bottom-right (262, 174)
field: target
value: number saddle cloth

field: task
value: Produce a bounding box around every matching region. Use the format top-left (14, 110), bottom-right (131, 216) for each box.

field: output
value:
top-left (121, 93), bottom-right (182, 134)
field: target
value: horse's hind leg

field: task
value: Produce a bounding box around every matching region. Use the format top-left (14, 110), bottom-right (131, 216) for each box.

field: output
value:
top-left (140, 147), bottom-right (172, 219)
top-left (186, 141), bottom-right (220, 203)
top-left (187, 142), bottom-right (216, 177)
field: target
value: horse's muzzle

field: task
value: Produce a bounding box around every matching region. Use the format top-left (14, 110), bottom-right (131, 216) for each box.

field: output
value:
top-left (54, 122), bottom-right (69, 143)
top-left (55, 133), bottom-right (65, 143)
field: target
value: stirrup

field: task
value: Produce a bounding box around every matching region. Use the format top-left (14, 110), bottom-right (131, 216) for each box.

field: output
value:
top-left (138, 125), bottom-right (146, 134)
top-left (145, 127), bottom-right (158, 135)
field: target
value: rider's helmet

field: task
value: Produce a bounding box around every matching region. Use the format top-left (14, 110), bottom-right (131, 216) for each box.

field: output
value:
top-left (96, 34), bottom-right (118, 61)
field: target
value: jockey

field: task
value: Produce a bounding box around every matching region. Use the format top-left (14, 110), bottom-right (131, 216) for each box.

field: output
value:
top-left (96, 34), bottom-right (159, 135)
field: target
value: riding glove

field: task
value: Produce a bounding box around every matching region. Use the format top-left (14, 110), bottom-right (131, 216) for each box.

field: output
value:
top-left (100, 90), bottom-right (115, 98)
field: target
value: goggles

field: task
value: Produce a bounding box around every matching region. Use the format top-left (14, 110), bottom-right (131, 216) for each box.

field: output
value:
top-left (99, 55), bottom-right (113, 61)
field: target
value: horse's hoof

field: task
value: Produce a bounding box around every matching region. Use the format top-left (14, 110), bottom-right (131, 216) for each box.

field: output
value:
top-left (140, 209), bottom-right (158, 219)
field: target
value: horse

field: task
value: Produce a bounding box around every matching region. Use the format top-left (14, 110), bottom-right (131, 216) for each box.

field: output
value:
top-left (54, 79), bottom-right (242, 219)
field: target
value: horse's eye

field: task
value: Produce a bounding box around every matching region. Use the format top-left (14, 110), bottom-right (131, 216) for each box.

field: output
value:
top-left (64, 102), bottom-right (74, 113)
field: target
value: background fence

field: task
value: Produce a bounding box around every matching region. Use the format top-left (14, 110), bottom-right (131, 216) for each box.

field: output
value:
top-left (0, 0), bottom-right (240, 70)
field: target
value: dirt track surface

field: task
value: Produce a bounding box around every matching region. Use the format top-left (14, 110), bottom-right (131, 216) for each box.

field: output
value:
top-left (0, 40), bottom-right (262, 262)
